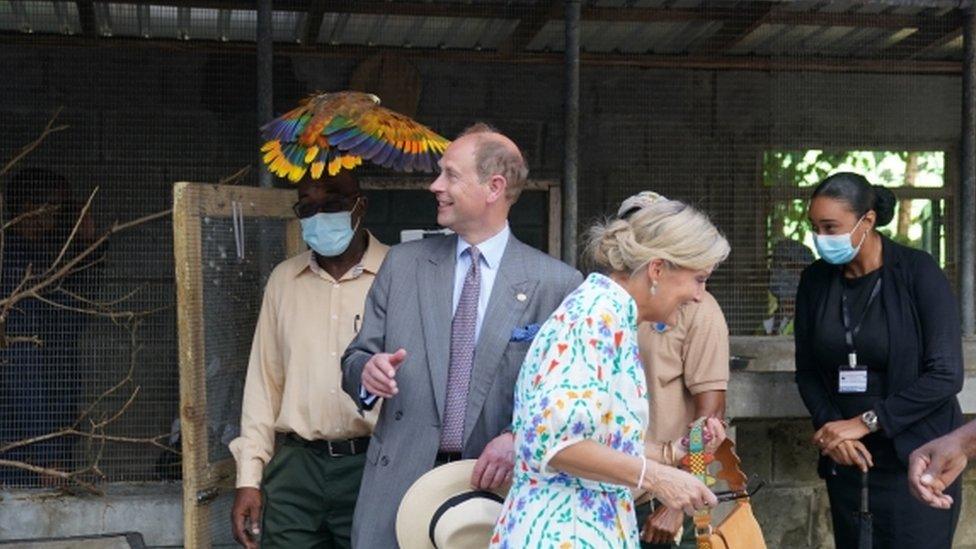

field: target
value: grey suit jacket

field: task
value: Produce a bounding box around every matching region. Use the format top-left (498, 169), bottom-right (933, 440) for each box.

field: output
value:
top-left (341, 233), bottom-right (582, 548)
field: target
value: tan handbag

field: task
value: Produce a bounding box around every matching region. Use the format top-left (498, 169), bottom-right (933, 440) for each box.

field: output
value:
top-left (694, 439), bottom-right (767, 549)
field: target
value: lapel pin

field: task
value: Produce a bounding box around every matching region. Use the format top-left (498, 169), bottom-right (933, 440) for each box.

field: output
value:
top-left (516, 292), bottom-right (527, 302)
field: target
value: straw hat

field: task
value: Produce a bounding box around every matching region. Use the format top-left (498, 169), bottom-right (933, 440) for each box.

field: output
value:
top-left (395, 459), bottom-right (509, 549)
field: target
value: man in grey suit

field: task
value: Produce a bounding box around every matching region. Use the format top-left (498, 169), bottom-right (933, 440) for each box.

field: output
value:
top-left (341, 123), bottom-right (582, 548)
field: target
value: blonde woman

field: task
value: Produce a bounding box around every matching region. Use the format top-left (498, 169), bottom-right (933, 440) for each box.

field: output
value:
top-left (491, 198), bottom-right (731, 548)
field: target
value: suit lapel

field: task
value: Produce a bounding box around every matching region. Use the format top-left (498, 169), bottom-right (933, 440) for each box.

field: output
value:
top-left (418, 236), bottom-right (457, 423)
top-left (463, 237), bottom-right (536, 444)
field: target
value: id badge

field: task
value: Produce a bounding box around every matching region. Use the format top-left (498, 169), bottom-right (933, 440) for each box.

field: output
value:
top-left (838, 353), bottom-right (868, 394)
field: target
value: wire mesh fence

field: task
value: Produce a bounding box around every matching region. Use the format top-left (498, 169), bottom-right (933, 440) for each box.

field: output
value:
top-left (0, 0), bottom-right (964, 519)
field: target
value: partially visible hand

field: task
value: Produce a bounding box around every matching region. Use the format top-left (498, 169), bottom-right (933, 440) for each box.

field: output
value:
top-left (471, 432), bottom-right (515, 490)
top-left (672, 417), bottom-right (727, 464)
top-left (640, 504), bottom-right (683, 544)
top-left (909, 433), bottom-right (968, 509)
top-left (644, 462), bottom-right (717, 516)
top-left (702, 417), bottom-right (726, 455)
top-left (231, 487), bottom-right (262, 549)
top-left (361, 348), bottom-right (407, 398)
top-left (814, 417), bottom-right (870, 452)
top-left (824, 440), bottom-right (873, 473)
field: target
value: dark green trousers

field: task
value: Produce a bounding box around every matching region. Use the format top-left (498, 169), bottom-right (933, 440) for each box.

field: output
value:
top-left (635, 501), bottom-right (697, 549)
top-left (260, 439), bottom-right (366, 549)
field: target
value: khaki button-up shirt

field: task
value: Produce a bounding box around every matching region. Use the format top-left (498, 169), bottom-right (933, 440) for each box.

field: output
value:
top-left (229, 233), bottom-right (388, 488)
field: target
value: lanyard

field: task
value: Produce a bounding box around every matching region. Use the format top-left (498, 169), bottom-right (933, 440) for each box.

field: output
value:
top-left (840, 276), bottom-right (882, 364)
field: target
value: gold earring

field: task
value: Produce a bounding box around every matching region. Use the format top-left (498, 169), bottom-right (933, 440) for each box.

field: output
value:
top-left (651, 280), bottom-right (658, 296)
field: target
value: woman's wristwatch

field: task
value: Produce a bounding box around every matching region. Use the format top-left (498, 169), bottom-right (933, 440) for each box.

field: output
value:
top-left (860, 410), bottom-right (880, 433)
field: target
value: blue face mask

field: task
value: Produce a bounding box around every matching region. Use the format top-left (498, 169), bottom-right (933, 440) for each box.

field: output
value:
top-left (813, 215), bottom-right (866, 265)
top-left (300, 201), bottom-right (361, 257)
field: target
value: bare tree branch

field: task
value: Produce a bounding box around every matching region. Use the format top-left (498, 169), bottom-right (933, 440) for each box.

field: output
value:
top-left (45, 186), bottom-right (98, 276)
top-left (0, 204), bottom-right (57, 232)
top-left (218, 165), bottom-right (251, 186)
top-left (0, 107), bottom-right (69, 180)
top-left (0, 459), bottom-right (101, 495)
top-left (0, 263), bottom-right (34, 325)
top-left (4, 335), bottom-right (43, 347)
top-left (0, 107), bottom-right (186, 492)
top-left (29, 293), bottom-right (168, 321)
top-left (0, 208), bottom-right (172, 310)
top-left (57, 284), bottom-right (145, 308)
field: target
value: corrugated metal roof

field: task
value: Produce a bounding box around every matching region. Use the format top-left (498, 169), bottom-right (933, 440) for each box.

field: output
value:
top-left (0, 1), bottom-right (965, 61)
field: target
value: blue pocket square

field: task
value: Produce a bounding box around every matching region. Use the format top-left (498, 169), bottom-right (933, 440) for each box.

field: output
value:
top-left (510, 324), bottom-right (541, 342)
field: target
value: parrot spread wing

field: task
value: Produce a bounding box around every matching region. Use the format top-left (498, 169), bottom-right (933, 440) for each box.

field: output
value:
top-left (260, 91), bottom-right (450, 182)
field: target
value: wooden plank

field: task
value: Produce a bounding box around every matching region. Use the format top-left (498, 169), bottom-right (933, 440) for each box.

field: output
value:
top-left (172, 182), bottom-right (209, 549)
top-left (192, 183), bottom-right (297, 217)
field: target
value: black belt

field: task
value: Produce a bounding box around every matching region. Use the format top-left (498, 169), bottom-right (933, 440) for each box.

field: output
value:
top-left (284, 433), bottom-right (370, 457)
top-left (435, 452), bottom-right (463, 463)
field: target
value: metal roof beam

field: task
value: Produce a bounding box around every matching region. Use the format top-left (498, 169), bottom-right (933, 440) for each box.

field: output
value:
top-left (691, 3), bottom-right (773, 55)
top-left (303, 0), bottom-right (326, 45)
top-left (500, 0), bottom-right (558, 54)
top-left (891, 23), bottom-right (963, 59)
top-left (3, 33), bottom-right (960, 75)
top-left (84, 1), bottom-right (960, 32)
top-left (77, 0), bottom-right (97, 37)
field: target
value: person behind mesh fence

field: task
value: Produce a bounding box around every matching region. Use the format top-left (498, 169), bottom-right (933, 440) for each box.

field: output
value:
top-left (340, 123), bottom-right (583, 549)
top-left (490, 197), bottom-right (730, 548)
top-left (228, 171), bottom-right (390, 549)
top-left (795, 171), bottom-right (964, 548)
top-left (0, 167), bottom-right (98, 487)
top-left (761, 238), bottom-right (815, 336)
top-left (617, 192), bottom-right (731, 549)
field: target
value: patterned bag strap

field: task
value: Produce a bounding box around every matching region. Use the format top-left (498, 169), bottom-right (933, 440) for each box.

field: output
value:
top-left (680, 418), bottom-right (715, 549)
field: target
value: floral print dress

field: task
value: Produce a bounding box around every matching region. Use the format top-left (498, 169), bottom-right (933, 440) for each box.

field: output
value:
top-left (490, 273), bottom-right (648, 549)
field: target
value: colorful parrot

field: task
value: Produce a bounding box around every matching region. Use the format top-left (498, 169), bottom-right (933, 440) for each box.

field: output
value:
top-left (260, 91), bottom-right (450, 183)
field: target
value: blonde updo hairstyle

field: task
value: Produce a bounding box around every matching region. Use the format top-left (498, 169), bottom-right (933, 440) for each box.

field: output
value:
top-left (587, 198), bottom-right (730, 275)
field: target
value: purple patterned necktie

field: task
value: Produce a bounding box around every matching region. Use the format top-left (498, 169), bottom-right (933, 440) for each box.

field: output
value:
top-left (440, 246), bottom-right (481, 452)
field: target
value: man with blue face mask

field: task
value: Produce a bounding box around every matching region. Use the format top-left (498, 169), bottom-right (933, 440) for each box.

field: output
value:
top-left (229, 172), bottom-right (389, 549)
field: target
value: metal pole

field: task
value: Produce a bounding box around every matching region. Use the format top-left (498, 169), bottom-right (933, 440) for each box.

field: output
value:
top-left (562, 0), bottom-right (580, 266)
top-left (257, 0), bottom-right (274, 188)
top-left (962, 8), bottom-right (976, 336)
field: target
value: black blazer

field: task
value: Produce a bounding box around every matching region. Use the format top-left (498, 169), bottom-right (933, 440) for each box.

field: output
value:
top-left (794, 236), bottom-right (964, 466)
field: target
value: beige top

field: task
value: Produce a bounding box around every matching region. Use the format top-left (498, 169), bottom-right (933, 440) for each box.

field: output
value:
top-left (229, 233), bottom-right (389, 488)
top-left (638, 291), bottom-right (730, 444)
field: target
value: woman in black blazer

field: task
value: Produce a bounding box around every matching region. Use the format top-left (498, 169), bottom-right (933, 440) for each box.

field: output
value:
top-left (794, 172), bottom-right (964, 548)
